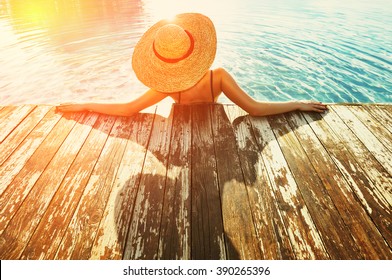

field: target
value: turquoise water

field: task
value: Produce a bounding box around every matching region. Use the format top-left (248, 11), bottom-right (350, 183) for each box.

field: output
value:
top-left (0, 0), bottom-right (391, 104)
top-left (216, 0), bottom-right (392, 104)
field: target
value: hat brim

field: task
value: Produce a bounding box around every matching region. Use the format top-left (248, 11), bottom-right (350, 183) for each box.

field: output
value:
top-left (132, 13), bottom-right (217, 93)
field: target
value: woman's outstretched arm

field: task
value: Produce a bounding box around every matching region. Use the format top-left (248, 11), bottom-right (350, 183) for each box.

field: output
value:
top-left (56, 89), bottom-right (167, 117)
top-left (215, 68), bottom-right (327, 116)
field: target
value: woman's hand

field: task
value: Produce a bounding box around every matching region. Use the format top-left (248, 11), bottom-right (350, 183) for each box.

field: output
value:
top-left (296, 100), bottom-right (328, 113)
top-left (56, 103), bottom-right (87, 113)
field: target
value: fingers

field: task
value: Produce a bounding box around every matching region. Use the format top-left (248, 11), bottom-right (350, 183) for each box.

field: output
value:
top-left (311, 102), bottom-right (328, 113)
top-left (313, 108), bottom-right (326, 113)
top-left (55, 104), bottom-right (71, 112)
top-left (55, 103), bottom-right (82, 113)
top-left (299, 100), bottom-right (328, 113)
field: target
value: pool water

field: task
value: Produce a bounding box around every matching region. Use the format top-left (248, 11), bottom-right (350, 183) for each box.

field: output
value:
top-left (0, 0), bottom-right (391, 105)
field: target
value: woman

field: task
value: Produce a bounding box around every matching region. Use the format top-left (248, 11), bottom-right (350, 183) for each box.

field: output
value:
top-left (56, 13), bottom-right (327, 116)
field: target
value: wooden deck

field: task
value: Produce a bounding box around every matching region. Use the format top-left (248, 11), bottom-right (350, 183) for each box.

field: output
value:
top-left (0, 103), bottom-right (391, 260)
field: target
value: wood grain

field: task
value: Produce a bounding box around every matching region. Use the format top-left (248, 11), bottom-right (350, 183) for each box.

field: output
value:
top-left (0, 106), bottom-right (51, 166)
top-left (226, 105), bottom-right (295, 259)
top-left (287, 111), bottom-right (391, 259)
top-left (21, 114), bottom-right (115, 260)
top-left (211, 105), bottom-right (262, 259)
top-left (89, 113), bottom-right (155, 260)
top-left (191, 105), bottom-right (226, 260)
top-left (249, 114), bottom-right (329, 259)
top-left (303, 111), bottom-right (392, 249)
top-left (323, 106), bottom-right (392, 205)
top-left (0, 105), bottom-right (35, 143)
top-left (123, 109), bottom-right (174, 260)
top-left (0, 107), bottom-right (61, 195)
top-left (54, 116), bottom-right (131, 259)
top-left (0, 104), bottom-right (390, 260)
top-left (158, 105), bottom-right (192, 259)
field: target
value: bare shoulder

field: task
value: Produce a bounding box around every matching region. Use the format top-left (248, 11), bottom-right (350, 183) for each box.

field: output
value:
top-left (211, 67), bottom-right (233, 91)
top-left (212, 67), bottom-right (229, 78)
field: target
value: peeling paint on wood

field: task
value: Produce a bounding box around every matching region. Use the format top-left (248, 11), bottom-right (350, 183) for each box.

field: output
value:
top-left (331, 105), bottom-right (392, 175)
top-left (226, 105), bottom-right (294, 259)
top-left (287, 112), bottom-right (391, 259)
top-left (0, 108), bottom-right (61, 195)
top-left (324, 106), bottom-right (392, 205)
top-left (0, 105), bottom-right (36, 143)
top-left (303, 111), bottom-right (392, 249)
top-left (269, 113), bottom-right (363, 259)
top-left (123, 110), bottom-right (173, 260)
top-left (21, 114), bottom-right (115, 260)
top-left (249, 115), bottom-right (329, 259)
top-left (159, 105), bottom-right (192, 260)
top-left (211, 105), bottom-right (262, 260)
top-left (0, 106), bottom-right (51, 165)
top-left (0, 104), bottom-right (391, 260)
top-left (90, 113), bottom-right (154, 260)
top-left (347, 105), bottom-right (392, 153)
top-left (0, 113), bottom-right (97, 259)
top-left (191, 105), bottom-right (226, 260)
top-left (54, 116), bottom-right (130, 259)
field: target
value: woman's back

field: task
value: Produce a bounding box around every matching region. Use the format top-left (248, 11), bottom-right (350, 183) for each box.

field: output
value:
top-left (168, 70), bottom-right (220, 104)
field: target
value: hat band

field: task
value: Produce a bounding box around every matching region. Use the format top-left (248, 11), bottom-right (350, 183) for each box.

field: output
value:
top-left (153, 30), bottom-right (195, 63)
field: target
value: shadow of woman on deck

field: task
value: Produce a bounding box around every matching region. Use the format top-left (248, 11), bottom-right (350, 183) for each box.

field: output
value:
top-left (57, 103), bottom-right (324, 260)
top-left (100, 104), bottom-right (322, 260)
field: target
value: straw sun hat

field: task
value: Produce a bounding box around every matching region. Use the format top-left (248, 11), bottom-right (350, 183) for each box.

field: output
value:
top-left (132, 13), bottom-right (217, 93)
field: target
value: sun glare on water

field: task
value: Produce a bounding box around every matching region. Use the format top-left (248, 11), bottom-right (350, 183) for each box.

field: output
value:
top-left (142, 0), bottom-right (238, 23)
top-left (1, 0), bottom-right (391, 104)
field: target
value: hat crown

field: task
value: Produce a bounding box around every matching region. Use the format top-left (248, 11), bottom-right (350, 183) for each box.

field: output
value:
top-left (154, 24), bottom-right (191, 60)
top-left (132, 13), bottom-right (217, 92)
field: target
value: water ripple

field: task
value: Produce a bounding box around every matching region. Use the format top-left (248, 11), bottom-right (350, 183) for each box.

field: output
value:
top-left (1, 0), bottom-right (391, 104)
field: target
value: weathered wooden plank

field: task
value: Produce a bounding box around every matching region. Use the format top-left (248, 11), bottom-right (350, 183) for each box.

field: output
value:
top-left (323, 106), bottom-right (392, 205)
top-left (287, 111), bottom-right (391, 259)
top-left (0, 108), bottom-right (61, 196)
top-left (158, 105), bottom-right (192, 260)
top-left (210, 104), bottom-right (262, 259)
top-left (331, 105), bottom-right (392, 175)
top-left (249, 114), bottom-right (329, 259)
top-left (89, 113), bottom-right (154, 260)
top-left (0, 111), bottom-right (80, 239)
top-left (123, 109), bottom-right (174, 260)
top-left (0, 104), bottom-right (390, 261)
top-left (268, 113), bottom-right (362, 259)
top-left (191, 105), bottom-right (226, 260)
top-left (0, 106), bottom-right (16, 119)
top-left (303, 111), bottom-right (392, 248)
top-left (0, 106), bottom-right (51, 166)
top-left (226, 105), bottom-right (295, 259)
top-left (54, 116), bottom-right (132, 260)
top-left (379, 104), bottom-right (392, 115)
top-left (0, 112), bottom-right (97, 259)
top-left (347, 105), bottom-right (392, 153)
top-left (363, 105), bottom-right (392, 135)
top-left (20, 114), bottom-right (116, 260)
top-left (0, 105), bottom-right (36, 143)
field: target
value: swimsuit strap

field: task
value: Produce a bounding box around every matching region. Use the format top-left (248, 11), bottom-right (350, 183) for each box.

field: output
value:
top-left (210, 70), bottom-right (214, 102)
